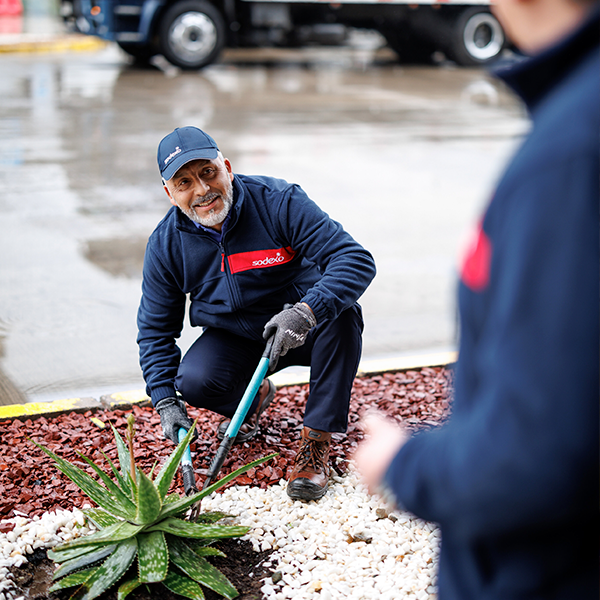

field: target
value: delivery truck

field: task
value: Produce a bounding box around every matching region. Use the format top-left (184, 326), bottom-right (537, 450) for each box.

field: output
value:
top-left (60, 0), bottom-right (508, 69)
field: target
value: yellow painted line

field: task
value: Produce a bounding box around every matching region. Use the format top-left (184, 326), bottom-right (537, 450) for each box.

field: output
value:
top-left (100, 389), bottom-right (151, 410)
top-left (0, 35), bottom-right (107, 54)
top-left (0, 352), bottom-right (458, 421)
top-left (106, 389), bottom-right (150, 403)
top-left (0, 397), bottom-right (101, 420)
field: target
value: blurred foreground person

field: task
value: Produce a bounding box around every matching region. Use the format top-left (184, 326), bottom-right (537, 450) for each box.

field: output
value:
top-left (355, 0), bottom-right (599, 598)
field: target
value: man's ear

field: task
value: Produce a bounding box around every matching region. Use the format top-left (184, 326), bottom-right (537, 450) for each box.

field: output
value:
top-left (224, 158), bottom-right (234, 181)
top-left (164, 184), bottom-right (177, 206)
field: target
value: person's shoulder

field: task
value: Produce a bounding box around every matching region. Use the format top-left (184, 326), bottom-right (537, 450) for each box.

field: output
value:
top-left (147, 207), bottom-right (180, 246)
top-left (236, 173), bottom-right (297, 196)
top-left (536, 49), bottom-right (599, 154)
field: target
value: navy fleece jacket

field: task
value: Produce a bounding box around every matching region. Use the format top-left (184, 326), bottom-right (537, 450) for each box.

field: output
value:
top-left (137, 174), bottom-right (376, 404)
top-left (384, 11), bottom-right (599, 600)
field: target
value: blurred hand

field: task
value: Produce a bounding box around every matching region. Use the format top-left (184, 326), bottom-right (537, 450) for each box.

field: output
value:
top-left (354, 411), bottom-right (410, 494)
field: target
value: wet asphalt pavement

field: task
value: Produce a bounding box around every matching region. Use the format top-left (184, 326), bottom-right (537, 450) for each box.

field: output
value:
top-left (0, 34), bottom-right (529, 403)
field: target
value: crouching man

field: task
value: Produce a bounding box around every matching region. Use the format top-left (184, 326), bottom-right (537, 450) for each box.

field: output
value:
top-left (138, 126), bottom-right (376, 501)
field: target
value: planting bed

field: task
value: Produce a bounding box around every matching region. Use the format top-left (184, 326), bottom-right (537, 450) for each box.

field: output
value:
top-left (0, 366), bottom-right (453, 599)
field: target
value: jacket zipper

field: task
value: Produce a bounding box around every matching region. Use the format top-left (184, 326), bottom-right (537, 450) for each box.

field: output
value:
top-left (219, 240), bottom-right (255, 338)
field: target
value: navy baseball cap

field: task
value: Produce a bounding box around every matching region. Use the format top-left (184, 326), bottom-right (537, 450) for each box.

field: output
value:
top-left (158, 126), bottom-right (220, 181)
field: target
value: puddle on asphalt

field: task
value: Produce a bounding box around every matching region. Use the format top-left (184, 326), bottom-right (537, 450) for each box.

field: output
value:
top-left (0, 41), bottom-right (528, 404)
top-left (83, 238), bottom-right (147, 279)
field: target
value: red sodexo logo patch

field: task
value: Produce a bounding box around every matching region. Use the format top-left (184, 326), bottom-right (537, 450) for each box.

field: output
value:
top-left (461, 222), bottom-right (492, 292)
top-left (227, 246), bottom-right (296, 274)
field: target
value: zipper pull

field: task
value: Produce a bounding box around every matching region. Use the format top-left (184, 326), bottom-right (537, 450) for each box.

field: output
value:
top-left (219, 243), bottom-right (225, 272)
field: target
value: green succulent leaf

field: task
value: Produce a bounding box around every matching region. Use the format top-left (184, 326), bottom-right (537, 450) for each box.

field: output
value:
top-left (163, 569), bottom-right (206, 600)
top-left (83, 507), bottom-right (121, 530)
top-left (77, 453), bottom-right (137, 517)
top-left (111, 425), bottom-right (136, 493)
top-left (154, 422), bottom-right (197, 501)
top-left (162, 493), bottom-right (188, 517)
top-left (52, 544), bottom-right (117, 580)
top-left (169, 537), bottom-right (238, 599)
top-left (135, 468), bottom-right (162, 525)
top-left (117, 577), bottom-right (143, 600)
top-left (191, 538), bottom-right (219, 548)
top-left (55, 520), bottom-right (144, 551)
top-left (48, 567), bottom-right (96, 592)
top-left (192, 546), bottom-right (227, 558)
top-left (137, 531), bottom-right (168, 583)
top-left (147, 517), bottom-right (248, 539)
top-left (69, 536), bottom-right (138, 600)
top-left (158, 452), bottom-right (278, 520)
top-left (48, 545), bottom-right (99, 564)
top-left (30, 440), bottom-right (134, 520)
top-left (100, 449), bottom-right (132, 498)
top-left (195, 511), bottom-right (232, 524)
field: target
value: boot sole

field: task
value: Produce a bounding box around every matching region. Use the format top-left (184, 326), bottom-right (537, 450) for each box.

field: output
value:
top-left (286, 478), bottom-right (329, 501)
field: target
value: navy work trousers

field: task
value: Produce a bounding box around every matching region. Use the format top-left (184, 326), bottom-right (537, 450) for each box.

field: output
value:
top-left (175, 304), bottom-right (364, 433)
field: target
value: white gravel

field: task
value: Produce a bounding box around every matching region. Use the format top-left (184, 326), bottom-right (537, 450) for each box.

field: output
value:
top-left (203, 466), bottom-right (440, 600)
top-left (0, 467), bottom-right (439, 600)
top-left (0, 506), bottom-right (96, 600)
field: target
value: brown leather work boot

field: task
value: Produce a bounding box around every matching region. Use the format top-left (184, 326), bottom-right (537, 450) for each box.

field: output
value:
top-left (287, 427), bottom-right (331, 501)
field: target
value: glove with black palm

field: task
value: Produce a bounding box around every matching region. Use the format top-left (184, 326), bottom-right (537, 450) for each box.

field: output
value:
top-left (263, 302), bottom-right (317, 371)
top-left (155, 396), bottom-right (197, 445)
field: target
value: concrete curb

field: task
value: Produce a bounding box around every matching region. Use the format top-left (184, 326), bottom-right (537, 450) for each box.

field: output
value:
top-left (0, 351), bottom-right (457, 421)
top-left (0, 33), bottom-right (107, 54)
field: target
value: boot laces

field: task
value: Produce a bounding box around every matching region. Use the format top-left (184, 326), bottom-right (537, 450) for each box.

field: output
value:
top-left (294, 438), bottom-right (329, 474)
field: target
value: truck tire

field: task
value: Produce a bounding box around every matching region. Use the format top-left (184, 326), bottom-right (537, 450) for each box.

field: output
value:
top-left (159, 0), bottom-right (225, 69)
top-left (447, 8), bottom-right (506, 66)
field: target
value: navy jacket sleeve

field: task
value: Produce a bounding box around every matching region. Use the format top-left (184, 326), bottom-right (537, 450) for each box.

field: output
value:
top-left (137, 239), bottom-right (186, 403)
top-left (269, 184), bottom-right (376, 323)
top-left (384, 147), bottom-right (599, 538)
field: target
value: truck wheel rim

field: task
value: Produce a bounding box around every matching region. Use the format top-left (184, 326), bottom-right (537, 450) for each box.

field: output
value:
top-left (169, 12), bottom-right (217, 62)
top-left (463, 13), bottom-right (504, 61)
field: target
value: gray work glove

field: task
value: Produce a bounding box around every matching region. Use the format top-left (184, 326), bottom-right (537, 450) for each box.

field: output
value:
top-left (155, 396), bottom-right (197, 445)
top-left (263, 302), bottom-right (317, 371)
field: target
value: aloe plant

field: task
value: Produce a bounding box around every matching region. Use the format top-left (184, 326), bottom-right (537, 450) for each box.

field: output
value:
top-left (32, 415), bottom-right (276, 600)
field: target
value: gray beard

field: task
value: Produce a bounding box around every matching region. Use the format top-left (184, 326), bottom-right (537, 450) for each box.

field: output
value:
top-left (182, 180), bottom-right (234, 228)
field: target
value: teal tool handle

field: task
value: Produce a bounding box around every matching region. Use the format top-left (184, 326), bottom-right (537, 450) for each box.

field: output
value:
top-left (178, 427), bottom-right (193, 466)
top-left (202, 336), bottom-right (274, 490)
top-left (224, 335), bottom-right (274, 438)
top-left (178, 427), bottom-right (197, 496)
top-left (224, 356), bottom-right (270, 439)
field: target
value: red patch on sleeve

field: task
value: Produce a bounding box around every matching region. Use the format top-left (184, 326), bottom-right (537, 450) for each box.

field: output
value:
top-left (460, 222), bottom-right (492, 292)
top-left (227, 246), bottom-right (296, 274)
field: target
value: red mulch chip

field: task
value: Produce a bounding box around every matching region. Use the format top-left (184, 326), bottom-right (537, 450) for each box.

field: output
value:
top-left (0, 368), bottom-right (453, 519)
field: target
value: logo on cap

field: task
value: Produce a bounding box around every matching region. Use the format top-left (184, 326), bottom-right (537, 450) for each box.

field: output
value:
top-left (164, 146), bottom-right (182, 165)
